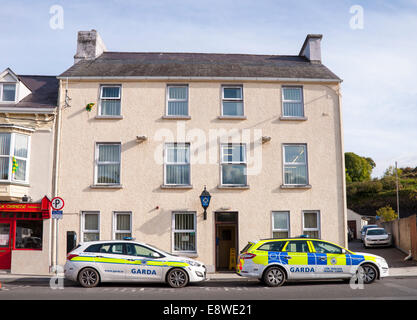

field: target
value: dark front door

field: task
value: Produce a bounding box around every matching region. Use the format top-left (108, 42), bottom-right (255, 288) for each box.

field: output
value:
top-left (215, 212), bottom-right (238, 272)
top-left (0, 221), bottom-right (12, 269)
top-left (348, 220), bottom-right (357, 239)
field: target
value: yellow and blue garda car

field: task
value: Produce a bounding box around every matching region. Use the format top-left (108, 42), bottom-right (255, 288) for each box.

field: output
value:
top-left (64, 240), bottom-right (206, 288)
top-left (236, 237), bottom-right (389, 286)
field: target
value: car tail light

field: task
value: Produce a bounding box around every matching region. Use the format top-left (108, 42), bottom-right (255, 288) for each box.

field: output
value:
top-left (240, 253), bottom-right (256, 259)
top-left (67, 254), bottom-right (79, 261)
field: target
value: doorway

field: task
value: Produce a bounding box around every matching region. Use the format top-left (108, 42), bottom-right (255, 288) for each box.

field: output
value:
top-left (348, 220), bottom-right (357, 240)
top-left (215, 212), bottom-right (238, 272)
top-left (0, 221), bottom-right (12, 269)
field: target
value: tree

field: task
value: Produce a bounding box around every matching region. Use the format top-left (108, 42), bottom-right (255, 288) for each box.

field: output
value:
top-left (376, 205), bottom-right (398, 222)
top-left (345, 152), bottom-right (374, 182)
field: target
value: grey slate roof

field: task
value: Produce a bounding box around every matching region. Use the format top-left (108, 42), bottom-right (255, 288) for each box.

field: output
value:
top-left (59, 52), bottom-right (341, 81)
top-left (2, 75), bottom-right (58, 110)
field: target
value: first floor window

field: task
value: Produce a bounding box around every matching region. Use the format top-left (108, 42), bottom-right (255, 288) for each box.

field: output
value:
top-left (164, 143), bottom-right (190, 185)
top-left (96, 143), bottom-right (121, 185)
top-left (15, 220), bottom-right (43, 249)
top-left (221, 143), bottom-right (247, 185)
top-left (303, 211), bottom-right (320, 238)
top-left (172, 212), bottom-right (196, 253)
top-left (0, 132), bottom-right (30, 183)
top-left (282, 86), bottom-right (304, 117)
top-left (113, 212), bottom-right (132, 240)
top-left (222, 86), bottom-right (244, 116)
top-left (272, 211), bottom-right (290, 238)
top-left (167, 85), bottom-right (188, 116)
top-left (283, 144), bottom-right (308, 185)
top-left (82, 212), bottom-right (100, 242)
top-left (99, 85), bottom-right (121, 116)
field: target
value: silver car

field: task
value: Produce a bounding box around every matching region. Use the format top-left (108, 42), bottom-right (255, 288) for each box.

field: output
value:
top-left (363, 228), bottom-right (392, 248)
top-left (64, 240), bottom-right (206, 288)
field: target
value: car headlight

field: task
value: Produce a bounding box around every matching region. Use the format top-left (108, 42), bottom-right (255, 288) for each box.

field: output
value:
top-left (185, 260), bottom-right (201, 267)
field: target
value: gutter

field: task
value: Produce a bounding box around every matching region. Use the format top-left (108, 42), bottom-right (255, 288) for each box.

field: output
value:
top-left (57, 75), bottom-right (342, 83)
top-left (0, 107), bottom-right (56, 114)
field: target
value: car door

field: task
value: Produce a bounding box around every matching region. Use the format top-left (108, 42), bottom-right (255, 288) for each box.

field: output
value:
top-left (92, 243), bottom-right (131, 281)
top-left (125, 243), bottom-right (164, 282)
top-left (309, 240), bottom-right (351, 278)
top-left (283, 240), bottom-right (315, 279)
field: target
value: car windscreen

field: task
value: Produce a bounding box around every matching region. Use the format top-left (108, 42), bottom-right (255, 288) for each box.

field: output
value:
top-left (367, 229), bottom-right (387, 235)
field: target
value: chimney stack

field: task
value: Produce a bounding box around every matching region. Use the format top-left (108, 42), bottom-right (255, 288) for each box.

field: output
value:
top-left (299, 34), bottom-right (322, 63)
top-left (74, 30), bottom-right (106, 64)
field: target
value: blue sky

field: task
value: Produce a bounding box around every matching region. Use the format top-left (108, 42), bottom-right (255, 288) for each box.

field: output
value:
top-left (1, 0), bottom-right (416, 177)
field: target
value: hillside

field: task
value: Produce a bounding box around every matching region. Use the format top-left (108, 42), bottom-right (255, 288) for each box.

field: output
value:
top-left (347, 167), bottom-right (417, 218)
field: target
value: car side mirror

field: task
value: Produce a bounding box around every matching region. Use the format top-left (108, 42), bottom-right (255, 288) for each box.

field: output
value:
top-left (342, 249), bottom-right (346, 254)
top-left (151, 252), bottom-right (161, 258)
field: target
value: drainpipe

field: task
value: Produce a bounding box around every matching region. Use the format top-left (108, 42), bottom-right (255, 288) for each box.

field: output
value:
top-left (336, 84), bottom-right (348, 248)
top-left (51, 79), bottom-right (63, 272)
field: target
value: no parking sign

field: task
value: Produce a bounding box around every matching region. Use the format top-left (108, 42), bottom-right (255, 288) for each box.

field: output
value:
top-left (51, 197), bottom-right (64, 219)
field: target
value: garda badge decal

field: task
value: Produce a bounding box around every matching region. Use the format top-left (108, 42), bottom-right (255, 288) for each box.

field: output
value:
top-left (330, 257), bottom-right (337, 265)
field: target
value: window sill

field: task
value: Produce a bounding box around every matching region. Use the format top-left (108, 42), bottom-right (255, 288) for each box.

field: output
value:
top-left (279, 116), bottom-right (308, 121)
top-left (217, 185), bottom-right (250, 190)
top-left (218, 116), bottom-right (247, 120)
top-left (173, 252), bottom-right (198, 258)
top-left (280, 184), bottom-right (312, 189)
top-left (0, 181), bottom-right (30, 187)
top-left (95, 115), bottom-right (123, 120)
top-left (161, 115), bottom-right (191, 120)
top-left (90, 184), bottom-right (123, 189)
top-left (160, 184), bottom-right (193, 189)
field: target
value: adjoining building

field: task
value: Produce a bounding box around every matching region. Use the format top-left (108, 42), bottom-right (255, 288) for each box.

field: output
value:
top-left (55, 30), bottom-right (346, 272)
top-left (0, 68), bottom-right (57, 274)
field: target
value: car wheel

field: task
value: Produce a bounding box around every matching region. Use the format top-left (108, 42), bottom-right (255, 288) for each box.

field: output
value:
top-left (78, 267), bottom-right (100, 288)
top-left (263, 266), bottom-right (286, 287)
top-left (167, 268), bottom-right (189, 288)
top-left (357, 264), bottom-right (378, 284)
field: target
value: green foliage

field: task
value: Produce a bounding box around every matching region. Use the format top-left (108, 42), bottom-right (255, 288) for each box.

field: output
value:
top-left (347, 164), bottom-right (417, 218)
top-left (345, 152), bottom-right (374, 182)
top-left (376, 205), bottom-right (398, 222)
top-left (347, 180), bottom-right (383, 197)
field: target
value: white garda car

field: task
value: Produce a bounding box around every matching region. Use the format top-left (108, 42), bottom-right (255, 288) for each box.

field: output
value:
top-left (64, 240), bottom-right (206, 288)
top-left (364, 228), bottom-right (392, 248)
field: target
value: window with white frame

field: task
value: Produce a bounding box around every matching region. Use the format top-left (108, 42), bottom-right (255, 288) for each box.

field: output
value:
top-left (167, 85), bottom-right (188, 116)
top-left (282, 86), bottom-right (304, 118)
top-left (283, 144), bottom-right (308, 185)
top-left (303, 211), bottom-right (320, 238)
top-left (82, 211), bottom-right (100, 242)
top-left (172, 212), bottom-right (196, 253)
top-left (221, 143), bottom-right (247, 186)
top-left (99, 85), bottom-right (121, 116)
top-left (164, 143), bottom-right (190, 185)
top-left (0, 133), bottom-right (30, 183)
top-left (0, 83), bottom-right (16, 102)
top-left (272, 211), bottom-right (290, 238)
top-left (95, 143), bottom-right (121, 185)
top-left (113, 212), bottom-right (132, 240)
top-left (222, 86), bottom-right (244, 116)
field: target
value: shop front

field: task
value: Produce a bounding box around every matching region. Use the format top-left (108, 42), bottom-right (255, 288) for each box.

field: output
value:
top-left (0, 196), bottom-right (51, 270)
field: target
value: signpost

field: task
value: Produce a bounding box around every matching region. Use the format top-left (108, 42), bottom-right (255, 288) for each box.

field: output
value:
top-left (51, 197), bottom-right (64, 274)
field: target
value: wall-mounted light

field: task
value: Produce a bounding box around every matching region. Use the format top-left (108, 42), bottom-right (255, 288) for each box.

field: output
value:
top-left (136, 135), bottom-right (148, 143)
top-left (199, 186), bottom-right (211, 220)
top-left (262, 136), bottom-right (271, 144)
